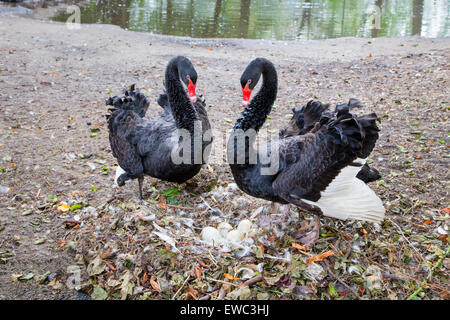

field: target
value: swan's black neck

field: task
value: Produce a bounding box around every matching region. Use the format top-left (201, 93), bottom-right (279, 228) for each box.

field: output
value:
top-left (165, 56), bottom-right (198, 132)
top-left (233, 59), bottom-right (278, 132)
top-left (229, 59), bottom-right (278, 170)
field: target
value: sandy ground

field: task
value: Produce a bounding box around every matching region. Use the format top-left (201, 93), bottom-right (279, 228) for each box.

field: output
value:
top-left (0, 16), bottom-right (449, 300)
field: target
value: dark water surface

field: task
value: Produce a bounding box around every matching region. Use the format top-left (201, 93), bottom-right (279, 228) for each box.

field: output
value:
top-left (49, 0), bottom-right (449, 40)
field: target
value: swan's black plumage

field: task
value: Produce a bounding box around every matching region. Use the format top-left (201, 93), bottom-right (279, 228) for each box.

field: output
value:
top-left (228, 58), bottom-right (381, 214)
top-left (279, 99), bottom-right (381, 183)
top-left (106, 56), bottom-right (211, 198)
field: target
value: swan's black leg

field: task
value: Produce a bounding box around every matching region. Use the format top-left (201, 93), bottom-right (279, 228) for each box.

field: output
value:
top-left (286, 196), bottom-right (323, 246)
top-left (138, 176), bottom-right (144, 200)
top-left (287, 195), bottom-right (323, 217)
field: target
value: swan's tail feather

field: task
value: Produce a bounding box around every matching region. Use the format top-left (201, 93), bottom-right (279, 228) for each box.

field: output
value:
top-left (106, 84), bottom-right (150, 118)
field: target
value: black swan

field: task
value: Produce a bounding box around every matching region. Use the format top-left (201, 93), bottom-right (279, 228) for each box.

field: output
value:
top-left (106, 56), bottom-right (212, 199)
top-left (228, 58), bottom-right (385, 243)
top-left (279, 100), bottom-right (382, 183)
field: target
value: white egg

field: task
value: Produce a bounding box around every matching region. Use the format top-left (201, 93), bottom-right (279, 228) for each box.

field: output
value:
top-left (237, 219), bottom-right (253, 238)
top-left (226, 229), bottom-right (243, 243)
top-left (201, 227), bottom-right (223, 246)
top-left (217, 222), bottom-right (233, 238)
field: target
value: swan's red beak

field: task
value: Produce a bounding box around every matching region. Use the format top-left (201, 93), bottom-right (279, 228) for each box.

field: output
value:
top-left (187, 78), bottom-right (197, 103)
top-left (242, 82), bottom-right (252, 107)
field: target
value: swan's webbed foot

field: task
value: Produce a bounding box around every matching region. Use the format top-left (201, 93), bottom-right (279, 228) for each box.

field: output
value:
top-left (286, 196), bottom-right (323, 246)
top-left (295, 215), bottom-right (321, 246)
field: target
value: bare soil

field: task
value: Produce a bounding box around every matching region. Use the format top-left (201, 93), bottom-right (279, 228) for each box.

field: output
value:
top-left (0, 16), bottom-right (448, 300)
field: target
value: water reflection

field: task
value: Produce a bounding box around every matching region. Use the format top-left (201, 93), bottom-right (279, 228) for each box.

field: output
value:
top-left (50, 0), bottom-right (449, 40)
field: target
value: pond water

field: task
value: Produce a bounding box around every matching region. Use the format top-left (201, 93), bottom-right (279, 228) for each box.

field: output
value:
top-left (47, 0), bottom-right (449, 40)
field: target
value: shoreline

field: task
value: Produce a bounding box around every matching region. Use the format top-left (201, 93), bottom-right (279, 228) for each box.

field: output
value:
top-left (1, 15), bottom-right (449, 64)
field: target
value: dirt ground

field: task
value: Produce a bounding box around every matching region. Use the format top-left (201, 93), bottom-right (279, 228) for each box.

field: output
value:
top-left (0, 16), bottom-right (448, 300)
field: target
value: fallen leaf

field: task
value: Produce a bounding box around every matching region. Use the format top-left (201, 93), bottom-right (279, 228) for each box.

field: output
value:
top-left (141, 272), bottom-right (148, 286)
top-left (306, 250), bottom-right (335, 264)
top-left (224, 273), bottom-right (240, 280)
top-left (57, 204), bottom-right (70, 213)
top-left (194, 266), bottom-right (202, 281)
top-left (197, 259), bottom-right (209, 269)
top-left (150, 275), bottom-right (161, 293)
top-left (19, 273), bottom-right (34, 282)
top-left (291, 242), bottom-right (308, 251)
top-left (57, 240), bottom-right (66, 247)
top-left (258, 244), bottom-right (265, 258)
top-left (158, 196), bottom-right (167, 210)
top-left (184, 285), bottom-right (198, 300)
top-left (106, 262), bottom-right (116, 271)
top-left (91, 286), bottom-right (108, 300)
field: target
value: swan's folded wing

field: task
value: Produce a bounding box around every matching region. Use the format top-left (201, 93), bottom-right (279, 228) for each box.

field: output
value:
top-left (108, 109), bottom-right (144, 178)
top-left (272, 131), bottom-right (346, 202)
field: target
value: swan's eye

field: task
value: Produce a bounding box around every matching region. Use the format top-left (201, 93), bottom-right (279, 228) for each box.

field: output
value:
top-left (247, 79), bottom-right (252, 84)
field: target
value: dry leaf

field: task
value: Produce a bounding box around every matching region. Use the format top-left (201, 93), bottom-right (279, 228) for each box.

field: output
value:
top-left (106, 262), bottom-right (116, 271)
top-left (291, 242), bottom-right (307, 251)
top-left (194, 266), bottom-right (202, 281)
top-left (306, 250), bottom-right (335, 264)
top-left (224, 273), bottom-right (239, 280)
top-left (184, 285), bottom-right (198, 300)
top-left (57, 204), bottom-right (70, 213)
top-left (197, 259), bottom-right (209, 269)
top-left (150, 275), bottom-right (161, 293)
top-left (258, 244), bottom-right (265, 258)
top-left (158, 196), bottom-right (167, 210)
top-left (141, 272), bottom-right (148, 286)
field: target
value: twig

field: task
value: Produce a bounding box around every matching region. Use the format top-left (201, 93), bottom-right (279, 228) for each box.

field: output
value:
top-left (389, 218), bottom-right (424, 262)
top-left (240, 275), bottom-right (264, 287)
top-left (218, 278), bottom-right (231, 300)
top-left (199, 290), bottom-right (219, 300)
top-left (172, 275), bottom-right (190, 300)
top-left (207, 250), bottom-right (219, 268)
top-left (206, 277), bottom-right (240, 287)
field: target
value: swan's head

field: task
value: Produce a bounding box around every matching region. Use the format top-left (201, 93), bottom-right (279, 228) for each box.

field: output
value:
top-left (178, 58), bottom-right (198, 103)
top-left (240, 58), bottom-right (263, 107)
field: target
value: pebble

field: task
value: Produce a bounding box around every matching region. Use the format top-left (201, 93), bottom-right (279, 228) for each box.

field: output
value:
top-left (0, 185), bottom-right (10, 194)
